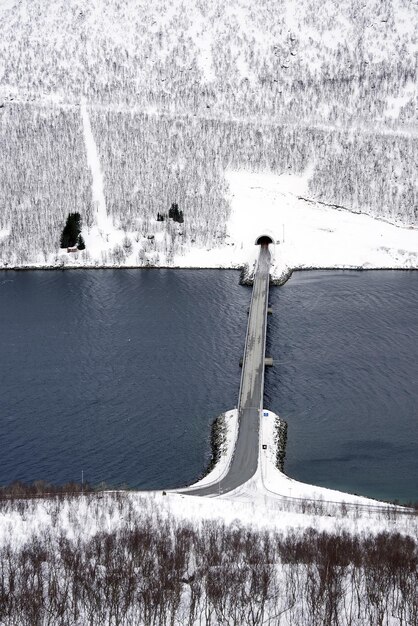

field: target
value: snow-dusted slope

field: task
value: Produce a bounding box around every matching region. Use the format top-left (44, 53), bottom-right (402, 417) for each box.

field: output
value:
top-left (1, 0), bottom-right (417, 123)
top-left (0, 0), bottom-right (417, 267)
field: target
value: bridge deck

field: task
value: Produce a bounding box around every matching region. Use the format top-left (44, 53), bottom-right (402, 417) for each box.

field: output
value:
top-left (185, 244), bottom-right (271, 496)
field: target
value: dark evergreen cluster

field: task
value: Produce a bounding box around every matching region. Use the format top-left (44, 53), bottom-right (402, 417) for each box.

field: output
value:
top-left (59, 212), bottom-right (85, 249)
top-left (168, 202), bottom-right (184, 223)
top-left (77, 234), bottom-right (86, 250)
top-left (156, 204), bottom-right (184, 225)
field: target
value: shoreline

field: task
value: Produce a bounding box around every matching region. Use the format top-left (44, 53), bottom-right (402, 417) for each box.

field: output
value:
top-left (1, 263), bottom-right (418, 289)
top-left (179, 407), bottom-right (413, 508)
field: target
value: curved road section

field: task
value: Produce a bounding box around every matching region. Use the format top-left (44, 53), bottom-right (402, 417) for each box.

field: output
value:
top-left (183, 244), bottom-right (271, 496)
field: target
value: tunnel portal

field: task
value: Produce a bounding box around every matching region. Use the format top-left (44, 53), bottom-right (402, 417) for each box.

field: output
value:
top-left (255, 235), bottom-right (274, 245)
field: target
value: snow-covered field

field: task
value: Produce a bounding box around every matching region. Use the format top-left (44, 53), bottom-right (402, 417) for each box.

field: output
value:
top-left (223, 170), bottom-right (418, 282)
top-left (1, 481), bottom-right (415, 625)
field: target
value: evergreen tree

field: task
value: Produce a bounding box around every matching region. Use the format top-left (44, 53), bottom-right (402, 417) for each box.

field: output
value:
top-left (60, 212), bottom-right (82, 248)
top-left (77, 234), bottom-right (85, 250)
top-left (168, 203), bottom-right (178, 219)
top-left (168, 203), bottom-right (184, 223)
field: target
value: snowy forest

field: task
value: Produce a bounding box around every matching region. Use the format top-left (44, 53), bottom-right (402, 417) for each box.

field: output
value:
top-left (0, 0), bottom-right (417, 266)
top-left (0, 491), bottom-right (417, 625)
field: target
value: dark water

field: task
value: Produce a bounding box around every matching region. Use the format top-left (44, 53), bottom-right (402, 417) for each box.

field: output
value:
top-left (266, 270), bottom-right (418, 503)
top-left (0, 270), bottom-right (417, 502)
top-left (0, 270), bottom-right (250, 490)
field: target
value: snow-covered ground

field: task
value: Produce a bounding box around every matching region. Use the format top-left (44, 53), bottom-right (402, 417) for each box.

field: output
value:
top-left (80, 100), bottom-right (114, 244)
top-left (1, 487), bottom-right (415, 554)
top-left (223, 169), bottom-right (418, 282)
top-left (181, 167), bottom-right (418, 282)
top-left (15, 167), bottom-right (417, 279)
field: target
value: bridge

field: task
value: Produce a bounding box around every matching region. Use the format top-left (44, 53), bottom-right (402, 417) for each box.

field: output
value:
top-left (183, 236), bottom-right (273, 496)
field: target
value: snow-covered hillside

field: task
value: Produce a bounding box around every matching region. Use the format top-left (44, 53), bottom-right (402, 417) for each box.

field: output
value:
top-left (0, 0), bottom-right (417, 267)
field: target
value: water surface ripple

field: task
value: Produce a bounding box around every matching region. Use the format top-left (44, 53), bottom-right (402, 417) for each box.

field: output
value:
top-left (0, 270), bottom-right (250, 489)
top-left (1, 269), bottom-right (417, 502)
top-left (265, 270), bottom-right (418, 503)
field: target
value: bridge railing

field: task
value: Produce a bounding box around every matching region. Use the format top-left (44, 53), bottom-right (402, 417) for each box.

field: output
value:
top-left (258, 252), bottom-right (271, 418)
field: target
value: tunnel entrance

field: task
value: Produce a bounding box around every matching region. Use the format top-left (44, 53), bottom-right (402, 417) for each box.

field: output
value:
top-left (255, 235), bottom-right (273, 245)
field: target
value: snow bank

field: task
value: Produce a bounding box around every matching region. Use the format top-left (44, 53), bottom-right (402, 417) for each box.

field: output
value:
top-left (258, 410), bottom-right (382, 506)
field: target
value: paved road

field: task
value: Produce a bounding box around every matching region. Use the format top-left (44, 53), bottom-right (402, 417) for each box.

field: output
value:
top-left (183, 244), bottom-right (271, 496)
